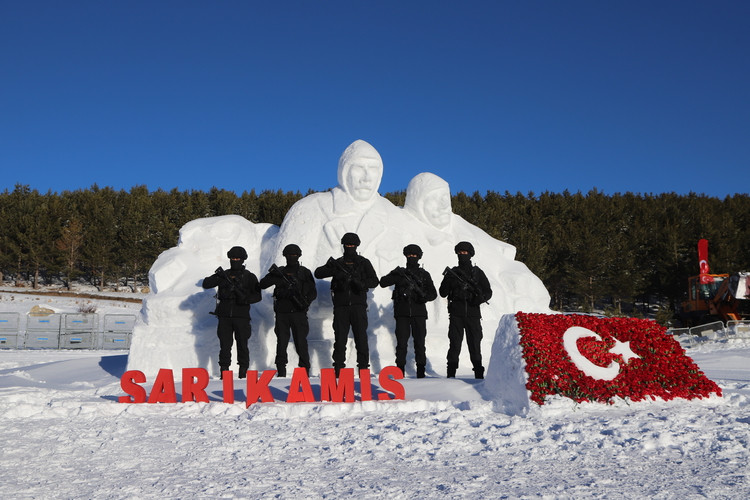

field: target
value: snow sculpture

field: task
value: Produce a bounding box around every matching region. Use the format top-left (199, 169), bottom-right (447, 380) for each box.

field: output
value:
top-left (127, 215), bottom-right (277, 375)
top-left (269, 139), bottom-right (403, 272)
top-left (404, 172), bottom-right (515, 258)
top-left (402, 172), bottom-right (550, 314)
top-left (128, 140), bottom-right (552, 380)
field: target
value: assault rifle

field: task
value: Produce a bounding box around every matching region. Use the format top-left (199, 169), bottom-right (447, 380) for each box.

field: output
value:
top-left (214, 266), bottom-right (247, 303)
top-left (327, 256), bottom-right (353, 278)
top-left (269, 264), bottom-right (307, 310)
top-left (209, 266), bottom-right (248, 315)
top-left (442, 266), bottom-right (488, 304)
top-left (394, 267), bottom-right (427, 300)
top-left (326, 257), bottom-right (365, 292)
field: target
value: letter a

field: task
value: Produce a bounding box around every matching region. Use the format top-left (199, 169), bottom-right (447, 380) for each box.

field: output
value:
top-left (148, 369), bottom-right (178, 403)
top-left (287, 367), bottom-right (315, 403)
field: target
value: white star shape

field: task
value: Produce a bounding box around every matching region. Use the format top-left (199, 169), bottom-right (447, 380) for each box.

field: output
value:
top-left (609, 339), bottom-right (640, 363)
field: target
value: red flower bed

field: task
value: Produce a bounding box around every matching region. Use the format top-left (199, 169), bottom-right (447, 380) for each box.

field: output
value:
top-left (515, 313), bottom-right (722, 405)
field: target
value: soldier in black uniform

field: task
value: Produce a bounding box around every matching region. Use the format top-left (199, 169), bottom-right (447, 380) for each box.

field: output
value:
top-left (379, 244), bottom-right (438, 378)
top-left (314, 232), bottom-right (379, 374)
top-left (259, 244), bottom-right (317, 377)
top-left (202, 246), bottom-right (262, 378)
top-left (439, 241), bottom-right (492, 379)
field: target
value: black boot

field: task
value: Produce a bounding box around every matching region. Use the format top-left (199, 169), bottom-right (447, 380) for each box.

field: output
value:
top-left (276, 366), bottom-right (286, 378)
top-left (397, 364), bottom-right (405, 377)
top-left (474, 367), bottom-right (484, 379)
top-left (447, 364), bottom-right (457, 378)
top-left (416, 365), bottom-right (425, 379)
top-left (238, 366), bottom-right (248, 379)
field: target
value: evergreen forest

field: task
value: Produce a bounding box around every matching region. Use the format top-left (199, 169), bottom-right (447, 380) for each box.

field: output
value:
top-left (1, 184), bottom-right (748, 322)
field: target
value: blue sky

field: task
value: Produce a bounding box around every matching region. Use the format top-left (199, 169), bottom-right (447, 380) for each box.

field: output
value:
top-left (2, 1), bottom-right (748, 198)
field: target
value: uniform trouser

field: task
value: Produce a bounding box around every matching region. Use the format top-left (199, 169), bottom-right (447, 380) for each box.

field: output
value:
top-left (274, 311), bottom-right (311, 370)
top-left (395, 316), bottom-right (427, 369)
top-left (446, 315), bottom-right (483, 371)
top-left (217, 316), bottom-right (251, 369)
top-left (332, 304), bottom-right (369, 369)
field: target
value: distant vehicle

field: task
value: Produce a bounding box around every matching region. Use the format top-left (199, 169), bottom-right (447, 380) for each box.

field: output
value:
top-left (677, 240), bottom-right (750, 326)
top-left (679, 272), bottom-right (750, 326)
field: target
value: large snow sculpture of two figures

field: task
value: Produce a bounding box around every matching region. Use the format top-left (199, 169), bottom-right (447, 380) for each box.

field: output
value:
top-left (128, 140), bottom-right (551, 378)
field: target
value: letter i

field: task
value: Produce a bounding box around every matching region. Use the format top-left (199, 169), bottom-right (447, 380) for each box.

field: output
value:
top-left (222, 371), bottom-right (234, 404)
top-left (359, 369), bottom-right (372, 401)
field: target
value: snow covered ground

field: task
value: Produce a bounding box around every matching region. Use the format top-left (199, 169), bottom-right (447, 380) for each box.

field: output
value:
top-left (1, 292), bottom-right (749, 498)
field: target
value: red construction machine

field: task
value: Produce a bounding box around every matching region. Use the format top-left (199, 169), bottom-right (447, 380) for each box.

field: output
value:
top-left (678, 239), bottom-right (750, 326)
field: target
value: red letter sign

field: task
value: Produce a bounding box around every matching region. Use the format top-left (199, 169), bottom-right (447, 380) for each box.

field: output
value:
top-left (148, 368), bottom-right (178, 403)
top-left (359, 369), bottom-right (372, 401)
top-left (182, 368), bottom-right (209, 403)
top-left (119, 370), bottom-right (147, 403)
top-left (378, 366), bottom-right (405, 400)
top-left (287, 368), bottom-right (315, 403)
top-left (246, 370), bottom-right (276, 407)
top-left (222, 371), bottom-right (235, 404)
top-left (320, 368), bottom-right (355, 402)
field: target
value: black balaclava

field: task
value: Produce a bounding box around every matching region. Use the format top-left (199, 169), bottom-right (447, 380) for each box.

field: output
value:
top-left (282, 244), bottom-right (301, 271)
top-left (285, 255), bottom-right (300, 271)
top-left (343, 246), bottom-right (358, 262)
top-left (457, 253), bottom-right (472, 269)
top-left (227, 246), bottom-right (248, 272)
top-left (403, 244), bottom-right (423, 270)
top-left (341, 233), bottom-right (360, 261)
top-left (455, 241), bottom-right (474, 270)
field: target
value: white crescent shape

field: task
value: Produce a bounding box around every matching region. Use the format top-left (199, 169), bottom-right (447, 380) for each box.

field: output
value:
top-left (563, 326), bottom-right (621, 381)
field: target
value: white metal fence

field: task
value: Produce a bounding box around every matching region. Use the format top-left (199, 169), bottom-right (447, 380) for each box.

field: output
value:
top-left (0, 312), bottom-right (137, 350)
top-left (667, 320), bottom-right (750, 347)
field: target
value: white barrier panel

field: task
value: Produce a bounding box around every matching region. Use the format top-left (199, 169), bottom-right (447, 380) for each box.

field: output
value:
top-left (0, 334), bottom-right (19, 348)
top-left (27, 314), bottom-right (62, 332)
top-left (0, 312), bottom-right (21, 349)
top-left (103, 314), bottom-right (136, 332)
top-left (689, 321), bottom-right (726, 340)
top-left (60, 313), bottom-right (97, 349)
top-left (101, 314), bottom-right (136, 350)
top-left (25, 333), bottom-right (60, 349)
top-left (25, 314), bottom-right (61, 349)
top-left (62, 313), bottom-right (97, 333)
top-left (0, 312), bottom-right (21, 332)
top-left (59, 333), bottom-right (96, 349)
top-left (102, 333), bottom-right (132, 350)
top-left (727, 320), bottom-right (750, 339)
top-left (667, 327), bottom-right (690, 336)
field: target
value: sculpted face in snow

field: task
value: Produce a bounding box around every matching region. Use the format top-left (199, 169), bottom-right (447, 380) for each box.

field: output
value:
top-left (270, 139), bottom-right (401, 272)
top-left (338, 140), bottom-right (383, 204)
top-left (404, 172), bottom-right (452, 230)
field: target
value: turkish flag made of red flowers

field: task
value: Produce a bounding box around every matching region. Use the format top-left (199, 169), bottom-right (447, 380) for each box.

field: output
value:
top-left (515, 313), bottom-right (722, 405)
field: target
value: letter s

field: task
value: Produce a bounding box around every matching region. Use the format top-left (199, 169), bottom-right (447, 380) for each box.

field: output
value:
top-left (119, 370), bottom-right (147, 403)
top-left (378, 366), bottom-right (405, 400)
